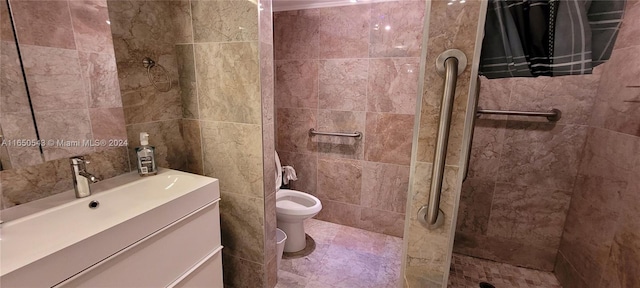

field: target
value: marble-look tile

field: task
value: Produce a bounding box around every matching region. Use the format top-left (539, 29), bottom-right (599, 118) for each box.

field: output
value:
top-left (497, 123), bottom-right (588, 191)
top-left (69, 0), bottom-right (115, 54)
top-left (89, 108), bottom-right (127, 151)
top-left (36, 110), bottom-right (95, 161)
top-left (201, 121), bottom-right (263, 197)
top-left (79, 52), bottom-right (122, 109)
top-left (20, 45), bottom-right (87, 111)
top-left (120, 84), bottom-right (183, 125)
top-left (478, 77), bottom-right (513, 112)
top-left (311, 245), bottom-right (396, 288)
top-left (263, 123), bottom-right (276, 197)
top-left (449, 253), bottom-right (563, 288)
top-left (456, 178), bottom-right (494, 234)
top-left (315, 199), bottom-right (361, 228)
top-left (1, 147), bottom-right (129, 208)
top-left (316, 110), bottom-right (365, 160)
top-left (367, 58), bottom-right (419, 114)
top-left (276, 108), bottom-right (317, 154)
top-left (599, 160), bottom-right (640, 287)
top-left (466, 118), bottom-right (507, 180)
top-left (191, 0), bottom-right (258, 43)
top-left (591, 46), bottom-right (640, 136)
top-left (0, 1), bottom-right (12, 41)
top-left (279, 240), bottom-right (330, 279)
top-left (369, 1), bottom-right (425, 57)
top-left (360, 161), bottom-right (409, 213)
top-left (316, 157), bottom-right (362, 205)
top-left (108, 0), bottom-right (192, 57)
top-left (266, 255), bottom-right (278, 288)
top-left (259, 0), bottom-right (273, 45)
top-left (265, 193), bottom-right (277, 260)
top-left (554, 252), bottom-right (589, 288)
top-left (10, 1), bottom-right (75, 49)
top-left (358, 208), bottom-right (405, 238)
top-left (126, 120), bottom-right (187, 171)
top-left (318, 59), bottom-right (368, 111)
top-left (487, 183), bottom-right (571, 248)
top-left (179, 119), bottom-right (203, 175)
top-left (274, 9), bottom-right (319, 60)
top-left (0, 41), bottom-right (30, 113)
top-left (613, 0), bottom-right (640, 50)
top-left (578, 127), bottom-right (639, 181)
top-left (275, 270), bottom-right (309, 288)
top-left (276, 151), bottom-right (317, 195)
top-left (219, 192), bottom-right (265, 264)
top-left (509, 74), bottom-right (599, 125)
top-left (84, 147), bottom-right (130, 182)
top-left (261, 43), bottom-right (275, 126)
top-left (318, 5), bottom-right (370, 59)
top-left (222, 252), bottom-right (265, 288)
top-left (0, 112), bottom-right (43, 169)
top-left (600, 221), bottom-right (640, 288)
top-left (275, 60), bottom-right (318, 109)
top-left (559, 174), bottom-right (626, 285)
top-left (196, 42), bottom-right (261, 124)
top-left (364, 112), bottom-right (414, 165)
top-left (175, 44), bottom-right (198, 119)
top-left (453, 231), bottom-right (562, 272)
top-left (305, 218), bottom-right (341, 245)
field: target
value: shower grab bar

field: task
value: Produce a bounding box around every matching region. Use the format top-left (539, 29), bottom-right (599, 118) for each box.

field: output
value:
top-left (476, 108), bottom-right (562, 122)
top-left (463, 77), bottom-right (481, 182)
top-left (417, 49), bottom-right (467, 230)
top-left (309, 128), bottom-right (362, 139)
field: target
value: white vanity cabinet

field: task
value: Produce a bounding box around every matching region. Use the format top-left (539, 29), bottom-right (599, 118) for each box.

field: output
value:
top-left (58, 200), bottom-right (223, 288)
top-left (0, 169), bottom-right (223, 288)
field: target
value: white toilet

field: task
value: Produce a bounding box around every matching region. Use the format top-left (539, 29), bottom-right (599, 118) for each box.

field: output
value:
top-left (275, 152), bottom-right (322, 253)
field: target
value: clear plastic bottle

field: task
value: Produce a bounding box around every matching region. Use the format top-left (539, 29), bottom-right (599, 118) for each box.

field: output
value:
top-left (135, 132), bottom-right (157, 176)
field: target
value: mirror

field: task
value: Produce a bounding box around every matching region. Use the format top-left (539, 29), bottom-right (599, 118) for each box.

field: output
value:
top-left (0, 0), bottom-right (43, 170)
top-left (0, 0), bottom-right (126, 171)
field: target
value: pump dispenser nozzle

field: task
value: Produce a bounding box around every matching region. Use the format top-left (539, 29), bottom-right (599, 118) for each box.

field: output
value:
top-left (140, 132), bottom-right (149, 146)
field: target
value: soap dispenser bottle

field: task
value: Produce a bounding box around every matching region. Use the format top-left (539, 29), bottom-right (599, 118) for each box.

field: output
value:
top-left (136, 132), bottom-right (157, 176)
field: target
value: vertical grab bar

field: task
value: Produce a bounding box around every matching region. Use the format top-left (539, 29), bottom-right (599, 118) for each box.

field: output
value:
top-left (417, 49), bottom-right (467, 230)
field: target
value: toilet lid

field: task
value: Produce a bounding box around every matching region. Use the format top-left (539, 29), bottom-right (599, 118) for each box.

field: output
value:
top-left (275, 151), bottom-right (282, 190)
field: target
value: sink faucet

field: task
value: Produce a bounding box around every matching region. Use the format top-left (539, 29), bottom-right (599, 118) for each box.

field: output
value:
top-left (70, 156), bottom-right (100, 198)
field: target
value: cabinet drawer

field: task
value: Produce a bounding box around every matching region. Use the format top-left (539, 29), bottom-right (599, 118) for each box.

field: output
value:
top-left (58, 200), bottom-right (221, 288)
top-left (171, 247), bottom-right (223, 288)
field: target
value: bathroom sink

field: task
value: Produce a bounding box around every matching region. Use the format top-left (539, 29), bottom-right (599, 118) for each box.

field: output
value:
top-left (0, 168), bottom-right (219, 286)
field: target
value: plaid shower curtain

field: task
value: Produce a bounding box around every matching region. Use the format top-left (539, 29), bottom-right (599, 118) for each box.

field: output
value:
top-left (480, 0), bottom-right (627, 79)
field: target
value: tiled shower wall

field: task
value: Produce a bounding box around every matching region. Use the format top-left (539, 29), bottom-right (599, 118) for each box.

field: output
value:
top-left (401, 0), bottom-right (485, 286)
top-left (273, 2), bottom-right (425, 238)
top-left (108, 0), bottom-right (195, 173)
top-left (555, 1), bottom-right (640, 287)
top-left (111, 0), bottom-right (277, 286)
top-left (453, 72), bottom-right (599, 270)
top-left (1, 0), bottom-right (130, 208)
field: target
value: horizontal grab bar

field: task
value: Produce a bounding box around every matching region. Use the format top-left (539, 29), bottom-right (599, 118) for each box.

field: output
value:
top-left (476, 108), bottom-right (562, 122)
top-left (309, 129), bottom-right (362, 139)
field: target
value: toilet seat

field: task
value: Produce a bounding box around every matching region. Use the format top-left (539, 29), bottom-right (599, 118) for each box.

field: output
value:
top-left (276, 189), bottom-right (322, 217)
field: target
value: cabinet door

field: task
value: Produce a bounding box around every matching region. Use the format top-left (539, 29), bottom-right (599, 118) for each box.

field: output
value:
top-left (58, 201), bottom-right (221, 288)
top-left (171, 248), bottom-right (223, 288)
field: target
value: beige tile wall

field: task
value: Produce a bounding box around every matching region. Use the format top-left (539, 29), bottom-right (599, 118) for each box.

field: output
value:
top-left (454, 72), bottom-right (599, 271)
top-left (556, 1), bottom-right (640, 287)
top-left (273, 1), bottom-right (426, 238)
top-left (402, 0), bottom-right (485, 286)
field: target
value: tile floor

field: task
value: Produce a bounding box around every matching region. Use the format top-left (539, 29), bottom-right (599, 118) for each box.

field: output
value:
top-left (276, 218), bottom-right (402, 288)
top-left (275, 219), bottom-right (562, 288)
top-left (448, 254), bottom-right (563, 288)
